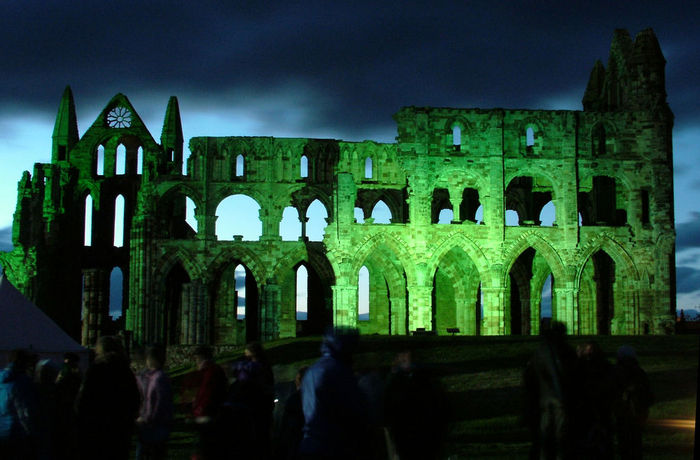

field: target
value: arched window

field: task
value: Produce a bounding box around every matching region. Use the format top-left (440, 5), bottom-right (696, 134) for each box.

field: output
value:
top-left (437, 208), bottom-right (453, 224)
top-left (116, 144), bottom-right (126, 175)
top-left (96, 145), bottom-right (105, 175)
top-left (306, 199), bottom-right (328, 242)
top-left (136, 147), bottom-right (143, 175)
top-left (280, 206), bottom-right (302, 241)
top-left (185, 197), bottom-right (198, 233)
top-left (475, 205), bottom-right (484, 224)
top-left (541, 274), bottom-right (553, 320)
top-left (296, 265), bottom-right (308, 320)
top-left (592, 124), bottom-right (606, 156)
top-left (236, 154), bottom-right (245, 177)
top-left (505, 209), bottom-right (519, 226)
top-left (370, 200), bottom-right (392, 224)
top-left (114, 195), bottom-right (125, 247)
top-left (354, 207), bottom-right (365, 224)
top-left (539, 201), bottom-right (556, 226)
top-left (235, 264), bottom-right (246, 319)
top-left (526, 127), bottom-right (535, 148)
top-left (300, 155), bottom-right (308, 178)
top-left (364, 157), bottom-right (373, 179)
top-left (358, 266), bottom-right (369, 321)
top-left (215, 195), bottom-right (262, 241)
top-left (452, 125), bottom-right (461, 148)
top-left (84, 195), bottom-right (93, 246)
top-left (109, 267), bottom-right (123, 319)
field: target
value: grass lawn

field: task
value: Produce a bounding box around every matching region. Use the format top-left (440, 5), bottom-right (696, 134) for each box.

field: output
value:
top-left (160, 335), bottom-right (697, 459)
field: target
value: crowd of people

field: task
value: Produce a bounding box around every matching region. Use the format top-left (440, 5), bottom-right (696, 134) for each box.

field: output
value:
top-left (0, 325), bottom-right (652, 460)
top-left (524, 322), bottom-right (654, 460)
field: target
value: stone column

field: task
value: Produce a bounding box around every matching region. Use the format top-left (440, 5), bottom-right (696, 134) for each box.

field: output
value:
top-left (481, 286), bottom-right (505, 335)
top-left (260, 281), bottom-right (281, 340)
top-left (332, 284), bottom-right (357, 327)
top-left (260, 206), bottom-right (282, 242)
top-left (389, 295), bottom-right (407, 335)
top-left (553, 286), bottom-right (576, 334)
top-left (407, 284), bottom-right (432, 332)
top-left (181, 280), bottom-right (209, 344)
top-left (81, 268), bottom-right (109, 346)
top-left (196, 214), bottom-right (217, 241)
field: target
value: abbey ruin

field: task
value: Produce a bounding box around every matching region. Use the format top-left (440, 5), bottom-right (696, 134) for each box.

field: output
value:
top-left (0, 29), bottom-right (676, 345)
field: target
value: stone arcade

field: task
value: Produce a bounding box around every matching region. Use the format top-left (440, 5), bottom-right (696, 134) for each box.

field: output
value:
top-left (0, 29), bottom-right (676, 346)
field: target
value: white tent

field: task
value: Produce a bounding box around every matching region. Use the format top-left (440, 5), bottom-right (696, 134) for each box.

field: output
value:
top-left (0, 275), bottom-right (88, 368)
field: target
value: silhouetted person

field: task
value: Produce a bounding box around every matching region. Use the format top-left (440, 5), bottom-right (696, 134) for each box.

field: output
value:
top-left (75, 335), bottom-right (141, 460)
top-left (54, 352), bottom-right (81, 460)
top-left (574, 341), bottom-right (616, 459)
top-left (0, 349), bottom-right (39, 460)
top-left (274, 366), bottom-right (307, 460)
top-left (523, 321), bottom-right (577, 460)
top-left (613, 345), bottom-right (653, 460)
top-left (357, 352), bottom-right (387, 460)
top-left (299, 327), bottom-right (367, 460)
top-left (384, 350), bottom-right (447, 460)
top-left (135, 344), bottom-right (173, 460)
top-left (34, 358), bottom-right (60, 459)
top-left (191, 345), bottom-right (227, 460)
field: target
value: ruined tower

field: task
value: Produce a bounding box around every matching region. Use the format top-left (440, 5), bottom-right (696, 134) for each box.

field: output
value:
top-left (0, 29), bottom-right (675, 345)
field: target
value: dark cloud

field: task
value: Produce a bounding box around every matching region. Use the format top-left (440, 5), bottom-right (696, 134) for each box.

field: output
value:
top-left (0, 227), bottom-right (11, 252)
top-left (676, 213), bottom-right (700, 250)
top-left (2, 2), bottom-right (699, 138)
top-left (676, 266), bottom-right (700, 294)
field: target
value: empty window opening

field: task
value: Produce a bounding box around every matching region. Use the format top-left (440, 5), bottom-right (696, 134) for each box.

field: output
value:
top-left (306, 199), bottom-right (328, 242)
top-left (452, 125), bottom-right (461, 148)
top-left (235, 154), bottom-right (245, 177)
top-left (370, 200), bottom-right (392, 224)
top-left (114, 194), bottom-right (125, 247)
top-left (58, 145), bottom-right (66, 161)
top-left (592, 124), bottom-right (606, 156)
top-left (541, 274), bottom-right (553, 320)
top-left (364, 157), bottom-right (373, 179)
top-left (109, 267), bottom-right (123, 319)
top-left (354, 207), bottom-right (365, 224)
top-left (185, 197), bottom-right (198, 233)
top-left (183, 149), bottom-right (191, 175)
top-left (137, 147), bottom-right (143, 175)
top-left (84, 195), bottom-right (93, 246)
top-left (578, 212), bottom-right (584, 226)
top-left (235, 264), bottom-right (246, 319)
top-left (300, 155), bottom-right (309, 178)
top-left (96, 145), bottom-right (105, 175)
top-left (539, 201), bottom-right (556, 226)
top-left (296, 265), bottom-right (308, 320)
top-left (505, 209), bottom-right (520, 226)
top-left (437, 208), bottom-right (453, 224)
top-left (280, 206), bottom-right (302, 241)
top-left (475, 205), bottom-right (484, 224)
top-left (641, 190), bottom-right (650, 224)
top-left (215, 195), bottom-right (262, 241)
top-left (526, 127), bottom-right (535, 147)
top-left (358, 266), bottom-right (369, 321)
top-left (116, 144), bottom-right (126, 175)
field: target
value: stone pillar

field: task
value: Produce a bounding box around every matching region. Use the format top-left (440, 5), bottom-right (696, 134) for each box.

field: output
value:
top-left (554, 286), bottom-right (576, 334)
top-left (300, 216), bottom-right (309, 241)
top-left (260, 206), bottom-right (282, 242)
top-left (81, 268), bottom-right (109, 346)
top-left (407, 284), bottom-right (432, 332)
top-left (196, 214), bottom-right (217, 241)
top-left (181, 280), bottom-right (209, 344)
top-left (260, 281), bottom-right (281, 340)
top-left (481, 286), bottom-right (505, 335)
top-left (389, 295), bottom-right (407, 335)
top-left (332, 284), bottom-right (357, 327)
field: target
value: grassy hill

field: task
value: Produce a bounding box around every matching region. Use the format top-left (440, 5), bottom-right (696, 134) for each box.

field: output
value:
top-left (165, 335), bottom-right (697, 459)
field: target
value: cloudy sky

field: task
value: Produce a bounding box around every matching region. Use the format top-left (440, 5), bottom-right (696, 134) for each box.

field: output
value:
top-left (1, 1), bottom-right (699, 311)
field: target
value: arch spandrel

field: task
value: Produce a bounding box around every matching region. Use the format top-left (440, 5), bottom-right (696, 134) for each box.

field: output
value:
top-left (427, 232), bottom-right (489, 281)
top-left (155, 182), bottom-right (204, 211)
top-left (504, 168), bottom-right (560, 195)
top-left (270, 245), bottom-right (336, 287)
top-left (211, 187), bottom-right (268, 213)
top-left (350, 233), bottom-right (415, 284)
top-left (575, 233), bottom-right (640, 284)
top-left (206, 247), bottom-right (268, 287)
top-left (502, 232), bottom-right (568, 286)
top-left (153, 246), bottom-right (205, 286)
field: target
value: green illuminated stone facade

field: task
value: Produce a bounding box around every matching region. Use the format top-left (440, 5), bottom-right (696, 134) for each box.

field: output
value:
top-left (0, 29), bottom-right (675, 344)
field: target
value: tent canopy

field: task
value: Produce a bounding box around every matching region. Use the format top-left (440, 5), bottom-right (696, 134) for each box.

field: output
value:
top-left (0, 275), bottom-right (86, 366)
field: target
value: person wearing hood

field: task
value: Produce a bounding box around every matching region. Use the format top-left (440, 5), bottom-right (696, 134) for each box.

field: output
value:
top-left (298, 327), bottom-right (368, 460)
top-left (0, 349), bottom-right (39, 459)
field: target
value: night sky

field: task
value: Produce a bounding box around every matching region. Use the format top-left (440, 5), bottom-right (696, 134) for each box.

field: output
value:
top-left (1, 2), bottom-right (699, 311)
